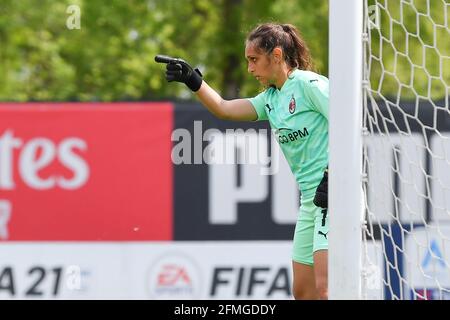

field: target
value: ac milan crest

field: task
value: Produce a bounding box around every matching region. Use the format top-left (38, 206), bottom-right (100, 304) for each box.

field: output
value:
top-left (289, 94), bottom-right (296, 114)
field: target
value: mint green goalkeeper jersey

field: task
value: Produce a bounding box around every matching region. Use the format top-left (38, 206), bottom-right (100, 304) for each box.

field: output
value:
top-left (248, 69), bottom-right (329, 197)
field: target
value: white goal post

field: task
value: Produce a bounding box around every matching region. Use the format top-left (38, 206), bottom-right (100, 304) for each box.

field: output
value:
top-left (328, 0), bottom-right (364, 300)
top-left (329, 0), bottom-right (450, 300)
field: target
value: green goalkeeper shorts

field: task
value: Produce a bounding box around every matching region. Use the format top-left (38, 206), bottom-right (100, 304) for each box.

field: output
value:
top-left (292, 192), bottom-right (329, 265)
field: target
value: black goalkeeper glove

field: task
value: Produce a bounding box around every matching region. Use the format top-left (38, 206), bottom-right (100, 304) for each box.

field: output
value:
top-left (155, 54), bottom-right (203, 92)
top-left (313, 167), bottom-right (328, 208)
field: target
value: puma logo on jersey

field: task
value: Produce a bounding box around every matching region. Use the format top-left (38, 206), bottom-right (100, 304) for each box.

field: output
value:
top-left (318, 231), bottom-right (328, 239)
top-left (265, 104), bottom-right (273, 113)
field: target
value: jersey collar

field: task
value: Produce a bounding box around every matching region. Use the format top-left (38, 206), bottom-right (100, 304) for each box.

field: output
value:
top-left (277, 69), bottom-right (299, 92)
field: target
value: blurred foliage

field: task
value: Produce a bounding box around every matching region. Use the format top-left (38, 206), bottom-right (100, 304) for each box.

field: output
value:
top-left (367, 0), bottom-right (449, 101)
top-left (0, 0), bottom-right (328, 101)
top-left (0, 0), bottom-right (446, 102)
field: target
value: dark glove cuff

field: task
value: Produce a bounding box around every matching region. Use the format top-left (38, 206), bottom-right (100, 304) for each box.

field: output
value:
top-left (313, 167), bottom-right (328, 208)
top-left (186, 68), bottom-right (203, 92)
top-left (313, 191), bottom-right (328, 208)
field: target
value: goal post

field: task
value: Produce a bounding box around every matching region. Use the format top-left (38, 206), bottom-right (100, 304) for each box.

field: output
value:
top-left (328, 0), bottom-right (364, 300)
top-left (330, 0), bottom-right (450, 300)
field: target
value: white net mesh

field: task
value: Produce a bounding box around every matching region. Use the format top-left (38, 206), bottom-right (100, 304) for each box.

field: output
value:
top-left (362, 0), bottom-right (450, 299)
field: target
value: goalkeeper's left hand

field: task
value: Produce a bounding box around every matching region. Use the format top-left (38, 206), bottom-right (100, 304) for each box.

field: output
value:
top-left (313, 167), bottom-right (328, 208)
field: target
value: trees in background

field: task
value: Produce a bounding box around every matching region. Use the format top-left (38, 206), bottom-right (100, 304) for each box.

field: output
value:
top-left (1, 0), bottom-right (446, 102)
top-left (0, 0), bottom-right (328, 101)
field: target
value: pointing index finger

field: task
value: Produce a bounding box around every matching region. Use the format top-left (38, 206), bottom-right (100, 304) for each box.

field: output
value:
top-left (155, 55), bottom-right (177, 64)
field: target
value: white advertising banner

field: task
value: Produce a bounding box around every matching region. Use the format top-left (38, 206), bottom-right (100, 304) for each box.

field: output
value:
top-left (0, 241), bottom-right (293, 300)
top-left (404, 225), bottom-right (450, 299)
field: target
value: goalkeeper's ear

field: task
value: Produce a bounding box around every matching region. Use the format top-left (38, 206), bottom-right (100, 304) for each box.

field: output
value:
top-left (313, 167), bottom-right (328, 208)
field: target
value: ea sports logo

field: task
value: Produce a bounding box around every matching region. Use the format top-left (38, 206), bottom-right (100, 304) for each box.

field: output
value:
top-left (147, 253), bottom-right (202, 299)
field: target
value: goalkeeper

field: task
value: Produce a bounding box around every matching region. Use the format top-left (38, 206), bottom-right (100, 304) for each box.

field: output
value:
top-left (156, 23), bottom-right (329, 300)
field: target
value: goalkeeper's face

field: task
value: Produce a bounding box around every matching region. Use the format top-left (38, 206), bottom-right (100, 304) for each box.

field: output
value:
top-left (245, 42), bottom-right (277, 86)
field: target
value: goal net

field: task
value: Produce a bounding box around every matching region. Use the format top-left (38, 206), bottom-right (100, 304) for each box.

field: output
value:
top-left (362, 0), bottom-right (450, 299)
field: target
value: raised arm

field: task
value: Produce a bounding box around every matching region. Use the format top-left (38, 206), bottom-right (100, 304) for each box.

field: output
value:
top-left (196, 81), bottom-right (257, 121)
top-left (155, 54), bottom-right (257, 122)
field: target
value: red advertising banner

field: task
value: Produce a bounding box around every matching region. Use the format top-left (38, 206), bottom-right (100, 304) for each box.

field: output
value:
top-left (0, 103), bottom-right (173, 241)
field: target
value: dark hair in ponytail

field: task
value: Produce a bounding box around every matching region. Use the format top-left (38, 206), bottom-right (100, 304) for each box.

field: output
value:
top-left (246, 23), bottom-right (314, 72)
